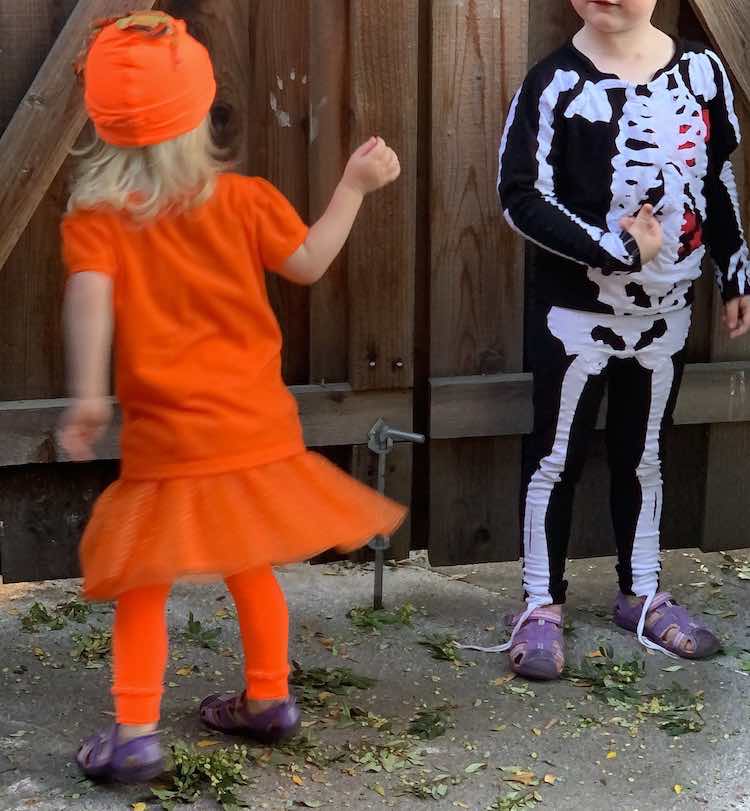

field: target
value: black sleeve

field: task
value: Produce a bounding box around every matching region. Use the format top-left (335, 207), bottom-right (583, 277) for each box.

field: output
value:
top-left (702, 51), bottom-right (750, 302)
top-left (498, 69), bottom-right (640, 273)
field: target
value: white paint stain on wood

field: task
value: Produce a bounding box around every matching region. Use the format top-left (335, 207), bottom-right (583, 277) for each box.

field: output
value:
top-left (270, 92), bottom-right (292, 128)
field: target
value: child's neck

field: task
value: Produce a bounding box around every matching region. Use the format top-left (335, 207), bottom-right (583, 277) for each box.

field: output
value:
top-left (573, 23), bottom-right (674, 83)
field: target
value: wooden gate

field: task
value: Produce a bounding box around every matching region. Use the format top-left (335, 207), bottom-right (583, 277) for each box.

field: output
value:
top-left (0, 1), bottom-right (748, 583)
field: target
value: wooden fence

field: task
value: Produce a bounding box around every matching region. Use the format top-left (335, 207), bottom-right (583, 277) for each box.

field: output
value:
top-left (0, 0), bottom-right (748, 584)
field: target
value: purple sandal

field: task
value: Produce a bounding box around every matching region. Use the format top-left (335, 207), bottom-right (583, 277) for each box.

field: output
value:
top-left (507, 607), bottom-right (565, 681)
top-left (613, 592), bottom-right (720, 659)
top-left (76, 726), bottom-right (164, 784)
top-left (200, 692), bottom-right (301, 744)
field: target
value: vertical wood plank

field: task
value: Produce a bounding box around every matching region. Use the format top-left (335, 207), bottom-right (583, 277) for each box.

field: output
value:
top-left (703, 91), bottom-right (750, 550)
top-left (410, 0), bottom-right (435, 552)
top-left (428, 0), bottom-right (529, 566)
top-left (528, 0), bottom-right (579, 64)
top-left (346, 0), bottom-right (418, 391)
top-left (247, 1), bottom-right (311, 385)
top-left (0, 0), bottom-right (77, 402)
top-left (308, 0), bottom-right (350, 384)
top-left (169, 0), bottom-right (252, 172)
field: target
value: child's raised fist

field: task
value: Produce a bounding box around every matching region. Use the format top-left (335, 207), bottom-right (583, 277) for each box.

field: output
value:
top-left (342, 137), bottom-right (401, 196)
top-left (620, 204), bottom-right (663, 265)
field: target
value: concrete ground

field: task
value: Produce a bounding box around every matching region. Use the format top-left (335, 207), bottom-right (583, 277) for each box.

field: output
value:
top-left (0, 549), bottom-right (749, 811)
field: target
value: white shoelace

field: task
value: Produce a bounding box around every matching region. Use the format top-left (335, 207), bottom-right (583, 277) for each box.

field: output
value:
top-left (460, 592), bottom-right (679, 658)
top-left (635, 590), bottom-right (679, 659)
top-left (459, 599), bottom-right (552, 654)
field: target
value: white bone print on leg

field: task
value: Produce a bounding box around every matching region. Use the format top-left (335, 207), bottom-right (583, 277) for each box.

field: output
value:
top-left (522, 306), bottom-right (691, 607)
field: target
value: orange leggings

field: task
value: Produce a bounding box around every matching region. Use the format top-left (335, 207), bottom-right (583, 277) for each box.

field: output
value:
top-left (112, 566), bottom-right (289, 725)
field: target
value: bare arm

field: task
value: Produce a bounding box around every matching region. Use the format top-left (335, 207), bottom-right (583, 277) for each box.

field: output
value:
top-left (58, 271), bottom-right (114, 461)
top-left (64, 272), bottom-right (113, 398)
top-left (278, 137), bottom-right (401, 285)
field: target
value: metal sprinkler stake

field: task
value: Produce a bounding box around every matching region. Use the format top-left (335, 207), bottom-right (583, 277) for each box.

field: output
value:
top-left (367, 418), bottom-right (425, 610)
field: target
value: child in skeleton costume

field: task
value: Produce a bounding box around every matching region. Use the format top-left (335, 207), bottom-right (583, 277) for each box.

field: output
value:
top-left (496, 0), bottom-right (750, 680)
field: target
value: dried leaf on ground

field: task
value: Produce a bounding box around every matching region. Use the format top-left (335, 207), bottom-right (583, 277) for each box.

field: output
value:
top-left (500, 768), bottom-right (539, 787)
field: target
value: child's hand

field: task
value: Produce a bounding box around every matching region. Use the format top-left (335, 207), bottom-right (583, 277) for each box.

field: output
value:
top-left (58, 398), bottom-right (113, 462)
top-left (620, 204), bottom-right (663, 265)
top-left (342, 137), bottom-right (401, 196)
top-left (723, 296), bottom-right (750, 339)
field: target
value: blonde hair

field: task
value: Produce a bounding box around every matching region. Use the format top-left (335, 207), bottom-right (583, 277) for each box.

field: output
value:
top-left (68, 117), bottom-right (227, 221)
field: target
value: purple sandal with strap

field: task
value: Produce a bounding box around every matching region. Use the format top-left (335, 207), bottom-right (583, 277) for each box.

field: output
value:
top-left (76, 726), bottom-right (164, 784)
top-left (613, 592), bottom-right (720, 659)
top-left (200, 692), bottom-right (301, 744)
top-left (507, 607), bottom-right (565, 681)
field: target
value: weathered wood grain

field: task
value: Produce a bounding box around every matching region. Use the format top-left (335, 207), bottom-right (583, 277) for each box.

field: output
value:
top-left (0, 386), bottom-right (412, 467)
top-left (431, 363), bottom-right (750, 439)
top-left (309, 0), bottom-right (351, 384)
top-left (428, 0), bottom-right (529, 566)
top-left (347, 0), bottom-right (418, 391)
top-left (688, 0), bottom-right (750, 108)
top-left (0, 0), bottom-right (159, 273)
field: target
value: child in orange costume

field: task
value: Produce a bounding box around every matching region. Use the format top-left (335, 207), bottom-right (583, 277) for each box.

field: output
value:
top-left (59, 12), bottom-right (406, 784)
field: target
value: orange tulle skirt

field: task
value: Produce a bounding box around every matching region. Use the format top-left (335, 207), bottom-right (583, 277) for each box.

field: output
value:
top-left (81, 451), bottom-right (407, 601)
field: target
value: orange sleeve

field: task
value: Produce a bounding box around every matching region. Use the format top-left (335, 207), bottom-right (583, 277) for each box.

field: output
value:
top-left (250, 178), bottom-right (309, 271)
top-left (61, 210), bottom-right (118, 278)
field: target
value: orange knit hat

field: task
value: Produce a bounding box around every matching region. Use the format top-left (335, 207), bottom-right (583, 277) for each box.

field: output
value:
top-left (81, 11), bottom-right (217, 148)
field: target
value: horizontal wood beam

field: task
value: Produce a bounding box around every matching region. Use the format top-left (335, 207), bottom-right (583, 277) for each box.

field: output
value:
top-left (430, 362), bottom-right (750, 439)
top-left (0, 386), bottom-right (412, 467)
top-left (0, 0), bottom-right (159, 272)
top-left (688, 0), bottom-right (750, 110)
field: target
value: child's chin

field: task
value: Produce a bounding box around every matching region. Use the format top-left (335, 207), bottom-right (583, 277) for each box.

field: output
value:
top-left (587, 13), bottom-right (629, 33)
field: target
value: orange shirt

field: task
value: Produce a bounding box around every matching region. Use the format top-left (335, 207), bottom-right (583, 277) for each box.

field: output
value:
top-left (61, 173), bottom-right (309, 480)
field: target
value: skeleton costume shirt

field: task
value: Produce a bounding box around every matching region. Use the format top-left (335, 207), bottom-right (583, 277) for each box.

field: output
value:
top-left (496, 39), bottom-right (750, 654)
top-left (499, 39), bottom-right (750, 314)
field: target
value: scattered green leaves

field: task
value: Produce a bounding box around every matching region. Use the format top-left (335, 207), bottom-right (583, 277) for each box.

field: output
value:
top-left (70, 628), bottom-right (111, 667)
top-left (182, 613), bottom-right (222, 652)
top-left (398, 775), bottom-right (451, 801)
top-left (57, 598), bottom-right (93, 624)
top-left (564, 647), bottom-right (704, 736)
top-left (350, 737), bottom-right (423, 774)
top-left (488, 789), bottom-right (543, 810)
top-left (640, 685), bottom-right (705, 736)
top-left (21, 603), bottom-right (64, 632)
top-left (348, 603), bottom-right (415, 632)
top-left (21, 598), bottom-right (93, 633)
top-left (720, 553), bottom-right (750, 580)
top-left (407, 705), bottom-right (453, 740)
top-left (563, 645), bottom-right (645, 699)
top-left (418, 635), bottom-right (463, 665)
top-left (151, 742), bottom-right (251, 810)
top-left (290, 664), bottom-right (375, 711)
top-left (291, 665), bottom-right (376, 693)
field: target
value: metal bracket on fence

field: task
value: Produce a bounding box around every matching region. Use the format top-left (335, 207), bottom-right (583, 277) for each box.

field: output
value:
top-left (367, 418), bottom-right (425, 610)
